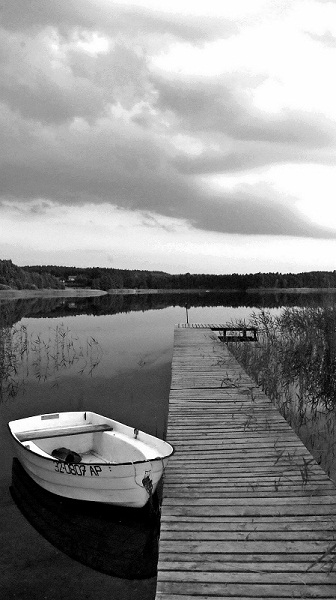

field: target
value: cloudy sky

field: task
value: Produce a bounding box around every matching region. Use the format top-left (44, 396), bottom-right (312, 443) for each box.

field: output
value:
top-left (1, 0), bottom-right (336, 274)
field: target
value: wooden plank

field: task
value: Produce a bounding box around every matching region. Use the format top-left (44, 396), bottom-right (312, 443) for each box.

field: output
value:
top-left (160, 519), bottom-right (336, 531)
top-left (16, 423), bottom-right (113, 441)
top-left (160, 504), bottom-right (336, 517)
top-left (157, 551), bottom-right (330, 563)
top-left (157, 539), bottom-right (331, 553)
top-left (157, 559), bottom-right (334, 571)
top-left (159, 529), bottom-right (336, 541)
top-left (157, 571), bottom-right (336, 584)
top-left (162, 495), bottom-right (336, 506)
top-left (160, 514), bottom-right (336, 524)
top-left (155, 326), bottom-right (336, 600)
top-left (156, 581), bottom-right (336, 598)
top-left (156, 596), bottom-right (336, 600)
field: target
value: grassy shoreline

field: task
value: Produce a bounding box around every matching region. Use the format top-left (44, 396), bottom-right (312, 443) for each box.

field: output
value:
top-left (228, 307), bottom-right (336, 482)
top-left (247, 287), bottom-right (336, 293)
top-left (0, 287), bottom-right (232, 299)
top-left (0, 288), bottom-right (107, 299)
top-left (1, 286), bottom-right (336, 300)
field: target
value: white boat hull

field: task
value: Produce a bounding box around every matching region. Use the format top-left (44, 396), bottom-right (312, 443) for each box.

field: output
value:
top-left (8, 411), bottom-right (173, 508)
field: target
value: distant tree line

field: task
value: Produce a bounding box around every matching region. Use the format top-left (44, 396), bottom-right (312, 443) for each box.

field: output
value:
top-left (2, 259), bottom-right (336, 292)
top-left (0, 260), bottom-right (64, 290)
top-left (20, 263), bottom-right (336, 291)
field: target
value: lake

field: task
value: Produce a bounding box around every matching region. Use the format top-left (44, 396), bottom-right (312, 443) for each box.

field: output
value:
top-left (1, 290), bottom-right (335, 599)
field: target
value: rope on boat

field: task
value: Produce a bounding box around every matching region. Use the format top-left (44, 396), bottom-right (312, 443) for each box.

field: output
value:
top-left (132, 458), bottom-right (166, 495)
top-left (142, 473), bottom-right (153, 497)
top-left (132, 463), bottom-right (153, 494)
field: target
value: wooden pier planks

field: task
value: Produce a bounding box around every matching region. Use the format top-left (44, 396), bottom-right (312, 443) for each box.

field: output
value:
top-left (155, 326), bottom-right (336, 600)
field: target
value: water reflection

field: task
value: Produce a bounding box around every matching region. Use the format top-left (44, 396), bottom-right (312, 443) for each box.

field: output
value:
top-left (10, 458), bottom-right (159, 579)
top-left (2, 289), bottom-right (336, 328)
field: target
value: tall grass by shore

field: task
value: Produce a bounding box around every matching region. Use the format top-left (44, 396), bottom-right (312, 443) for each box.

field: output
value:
top-left (0, 322), bottom-right (103, 402)
top-left (228, 306), bottom-right (336, 480)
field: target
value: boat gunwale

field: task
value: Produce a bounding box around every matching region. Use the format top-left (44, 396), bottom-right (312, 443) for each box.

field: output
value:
top-left (7, 424), bottom-right (174, 467)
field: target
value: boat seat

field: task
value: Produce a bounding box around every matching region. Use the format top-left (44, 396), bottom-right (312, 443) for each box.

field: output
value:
top-left (16, 423), bottom-right (113, 442)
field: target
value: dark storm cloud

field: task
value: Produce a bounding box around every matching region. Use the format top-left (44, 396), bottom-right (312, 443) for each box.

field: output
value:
top-left (0, 104), bottom-right (335, 240)
top-left (0, 30), bottom-right (149, 125)
top-left (154, 77), bottom-right (335, 148)
top-left (187, 194), bottom-right (336, 238)
top-left (173, 142), bottom-right (335, 175)
top-left (0, 119), bottom-right (195, 210)
top-left (0, 76), bottom-right (105, 126)
top-left (0, 0), bottom-right (234, 42)
top-left (0, 0), bottom-right (335, 241)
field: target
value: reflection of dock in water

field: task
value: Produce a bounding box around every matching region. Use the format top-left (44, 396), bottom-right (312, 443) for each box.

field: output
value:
top-left (10, 458), bottom-right (159, 579)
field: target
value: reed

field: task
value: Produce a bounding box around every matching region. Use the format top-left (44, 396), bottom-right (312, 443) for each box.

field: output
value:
top-left (227, 306), bottom-right (336, 481)
top-left (0, 322), bottom-right (103, 402)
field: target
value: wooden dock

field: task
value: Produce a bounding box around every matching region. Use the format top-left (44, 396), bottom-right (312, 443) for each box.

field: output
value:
top-left (155, 326), bottom-right (336, 599)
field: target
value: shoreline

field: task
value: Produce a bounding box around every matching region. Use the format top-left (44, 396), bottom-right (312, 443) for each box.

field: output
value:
top-left (0, 288), bottom-right (107, 300)
top-left (1, 286), bottom-right (336, 300)
top-left (247, 287), bottom-right (336, 294)
top-left (106, 288), bottom-right (216, 295)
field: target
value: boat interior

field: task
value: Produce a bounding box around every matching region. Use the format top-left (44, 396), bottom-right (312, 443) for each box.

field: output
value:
top-left (22, 430), bottom-right (160, 464)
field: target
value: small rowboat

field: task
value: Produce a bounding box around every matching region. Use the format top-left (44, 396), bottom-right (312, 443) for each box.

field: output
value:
top-left (8, 411), bottom-right (174, 508)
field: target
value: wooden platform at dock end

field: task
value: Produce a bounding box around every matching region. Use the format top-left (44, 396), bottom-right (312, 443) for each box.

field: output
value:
top-left (155, 325), bottom-right (336, 600)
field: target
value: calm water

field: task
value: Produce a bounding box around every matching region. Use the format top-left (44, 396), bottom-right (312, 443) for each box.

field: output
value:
top-left (0, 290), bottom-right (335, 599)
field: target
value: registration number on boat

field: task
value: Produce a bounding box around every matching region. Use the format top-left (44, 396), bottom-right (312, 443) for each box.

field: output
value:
top-left (54, 462), bottom-right (102, 476)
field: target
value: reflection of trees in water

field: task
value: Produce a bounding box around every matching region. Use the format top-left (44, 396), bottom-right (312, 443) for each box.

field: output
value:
top-left (0, 321), bottom-right (103, 402)
top-left (1, 290), bottom-right (336, 328)
top-left (229, 306), bottom-right (336, 480)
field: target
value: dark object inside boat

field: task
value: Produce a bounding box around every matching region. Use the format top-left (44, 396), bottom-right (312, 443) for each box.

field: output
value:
top-left (51, 447), bottom-right (82, 463)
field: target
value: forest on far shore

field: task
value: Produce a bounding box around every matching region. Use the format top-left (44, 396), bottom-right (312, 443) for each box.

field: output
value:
top-left (1, 259), bottom-right (336, 292)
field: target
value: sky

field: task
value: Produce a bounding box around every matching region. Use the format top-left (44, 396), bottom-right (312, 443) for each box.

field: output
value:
top-left (1, 0), bottom-right (336, 274)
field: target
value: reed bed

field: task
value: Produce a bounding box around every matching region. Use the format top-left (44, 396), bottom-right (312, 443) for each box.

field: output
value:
top-left (0, 323), bottom-right (103, 402)
top-left (228, 306), bottom-right (336, 481)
